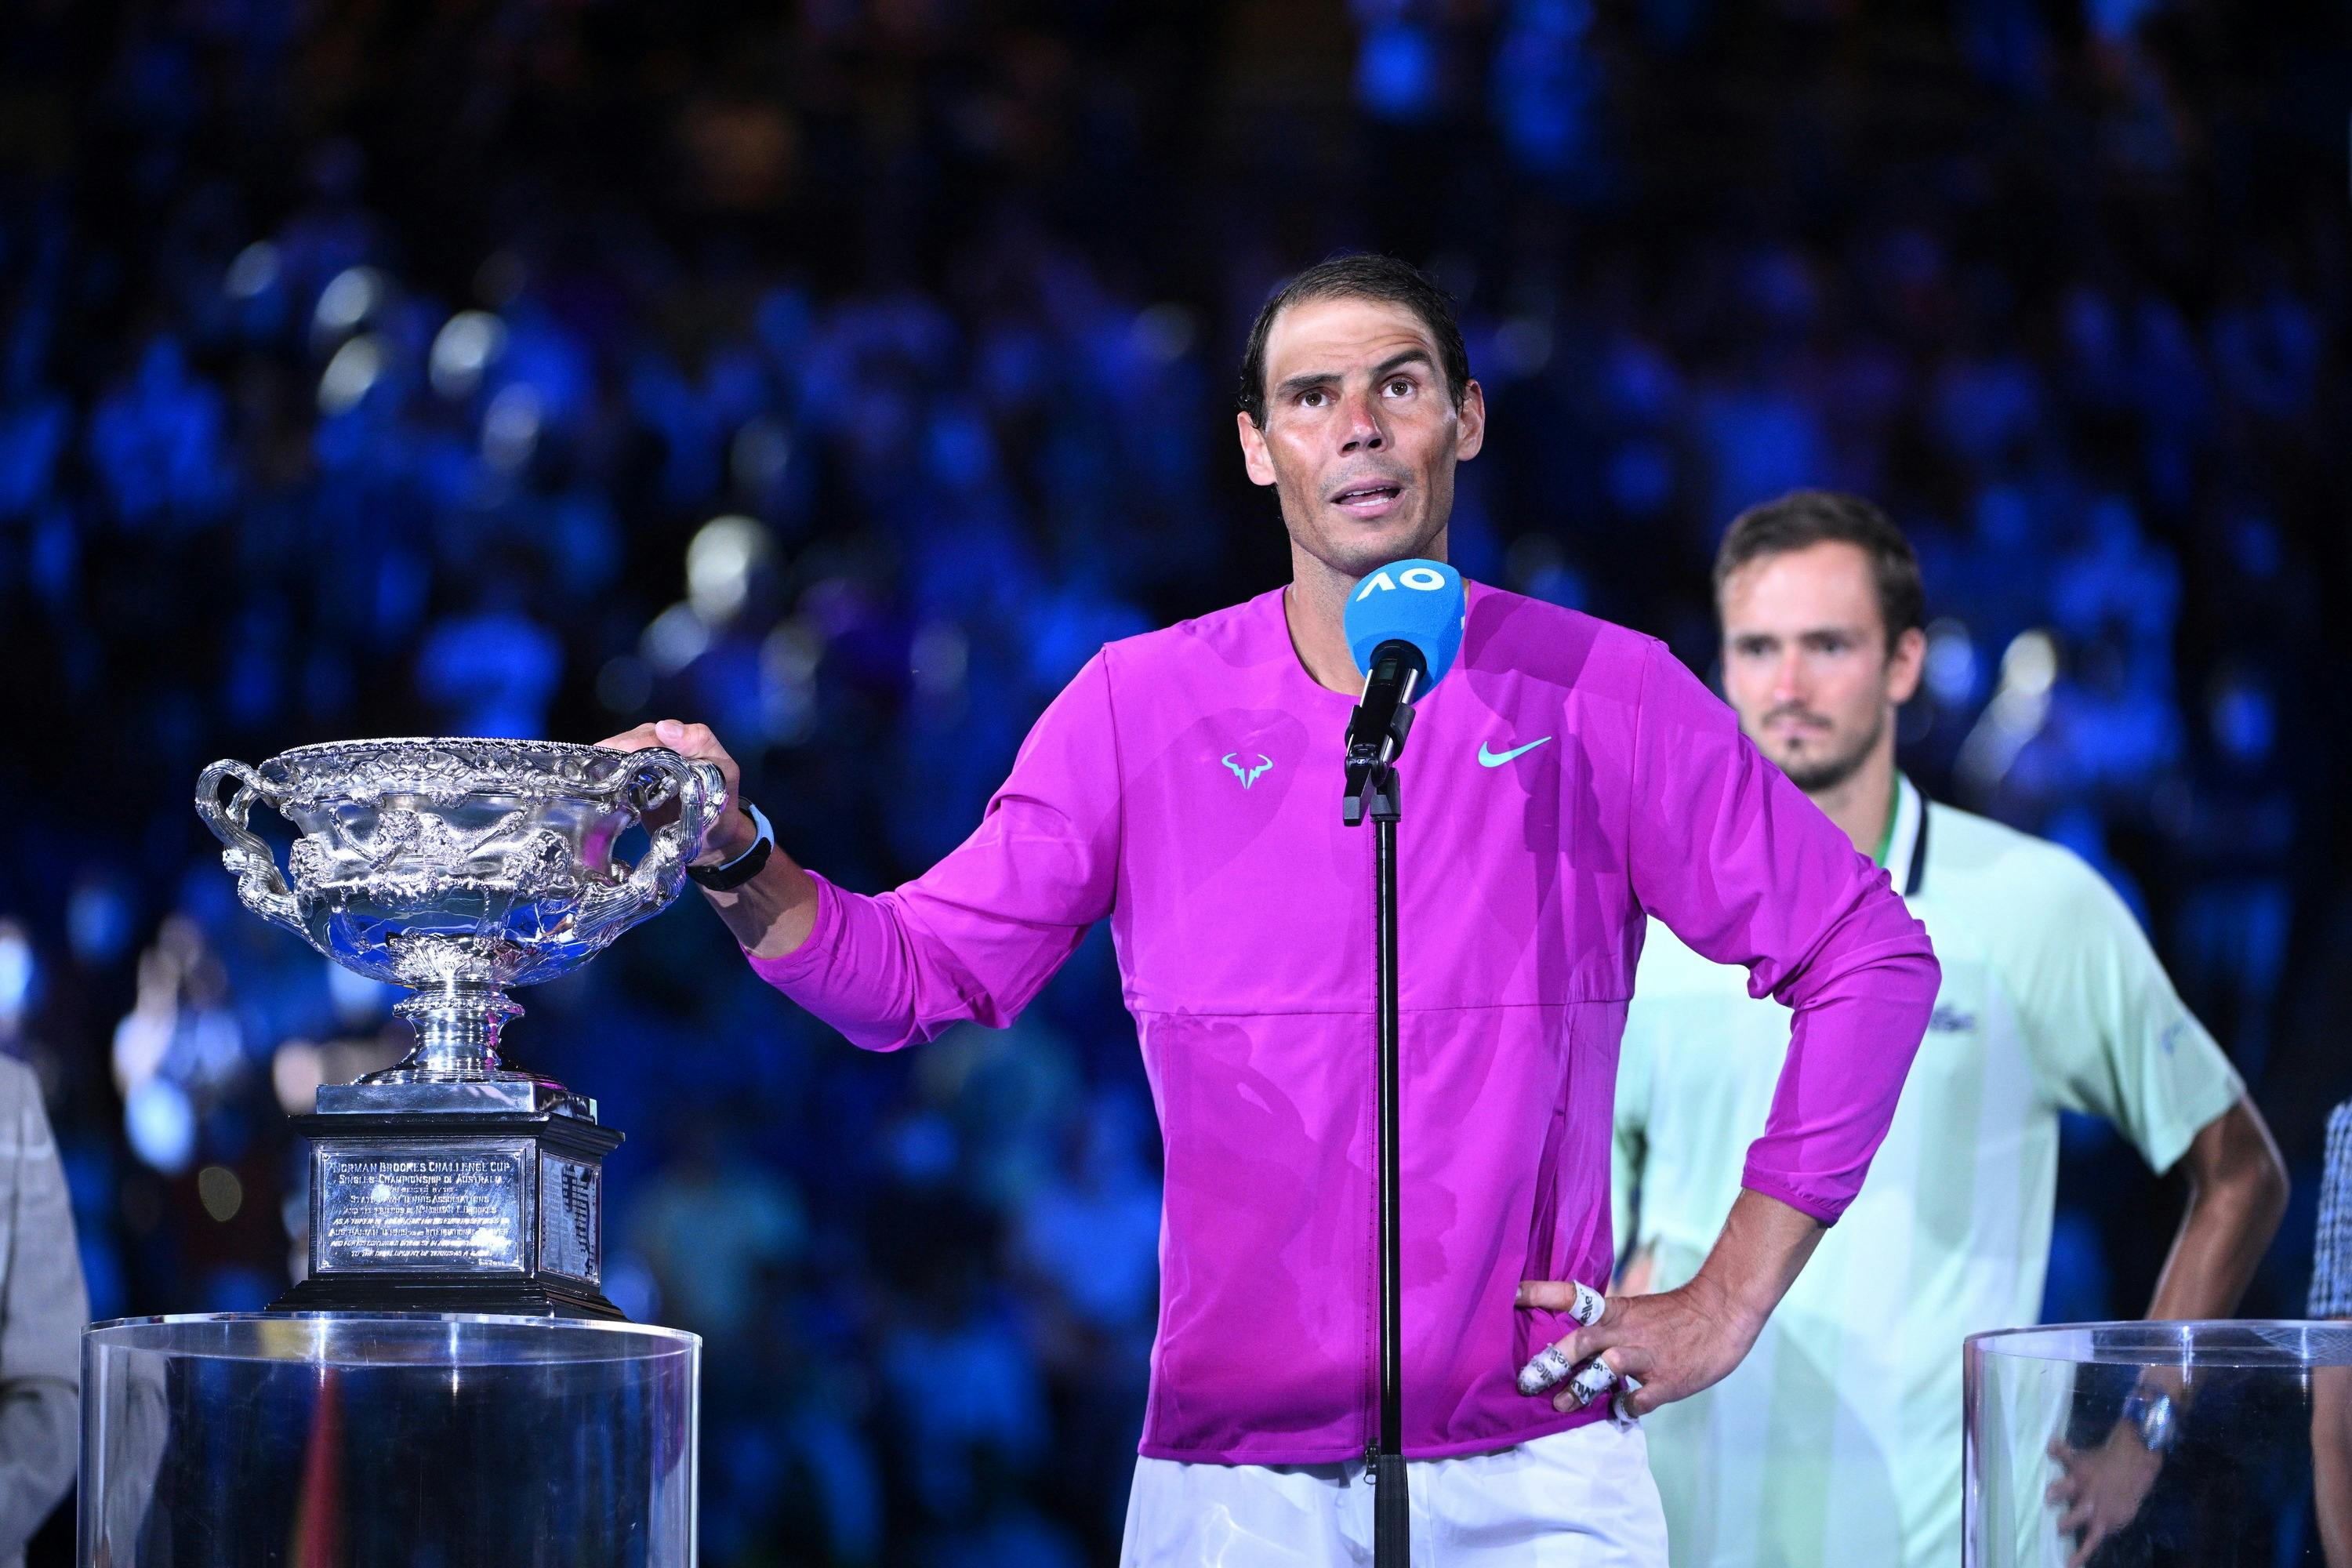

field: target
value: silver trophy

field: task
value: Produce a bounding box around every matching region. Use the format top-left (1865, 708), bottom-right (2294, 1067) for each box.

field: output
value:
top-left (196, 738), bottom-right (725, 1317)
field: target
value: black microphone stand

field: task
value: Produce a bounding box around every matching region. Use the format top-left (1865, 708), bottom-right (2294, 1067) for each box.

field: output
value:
top-left (1343, 641), bottom-right (1421, 1568)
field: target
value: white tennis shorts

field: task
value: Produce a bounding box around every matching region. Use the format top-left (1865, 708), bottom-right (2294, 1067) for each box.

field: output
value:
top-left (1120, 1419), bottom-right (1668, 1567)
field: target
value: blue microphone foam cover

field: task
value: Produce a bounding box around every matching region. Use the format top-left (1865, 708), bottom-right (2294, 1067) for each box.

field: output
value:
top-left (1344, 558), bottom-right (1466, 689)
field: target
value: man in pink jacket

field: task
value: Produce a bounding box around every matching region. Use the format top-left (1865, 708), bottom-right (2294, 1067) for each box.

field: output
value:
top-left (607, 255), bottom-right (1939, 1565)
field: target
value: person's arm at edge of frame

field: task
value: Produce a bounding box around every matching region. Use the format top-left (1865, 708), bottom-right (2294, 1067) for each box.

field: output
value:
top-left (0, 1075), bottom-right (89, 1556)
top-left (2321, 1357), bottom-right (2352, 1568)
top-left (2314, 1103), bottom-right (2352, 1568)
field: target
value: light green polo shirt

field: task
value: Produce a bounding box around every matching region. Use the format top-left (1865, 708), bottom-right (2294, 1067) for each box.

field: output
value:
top-left (1613, 776), bottom-right (2243, 1568)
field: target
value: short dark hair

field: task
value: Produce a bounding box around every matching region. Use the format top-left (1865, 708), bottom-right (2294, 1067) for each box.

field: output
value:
top-left (1236, 254), bottom-right (1470, 428)
top-left (1713, 489), bottom-right (1926, 648)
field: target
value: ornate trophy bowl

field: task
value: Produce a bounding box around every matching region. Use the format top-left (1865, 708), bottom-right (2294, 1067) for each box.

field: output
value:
top-left (197, 737), bottom-right (724, 1096)
top-left (195, 737), bottom-right (725, 1317)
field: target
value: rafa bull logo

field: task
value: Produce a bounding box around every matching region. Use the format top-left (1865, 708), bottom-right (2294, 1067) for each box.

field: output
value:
top-left (1221, 753), bottom-right (1273, 789)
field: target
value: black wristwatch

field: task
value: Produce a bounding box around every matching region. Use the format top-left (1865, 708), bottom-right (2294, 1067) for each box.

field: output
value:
top-left (686, 800), bottom-right (775, 891)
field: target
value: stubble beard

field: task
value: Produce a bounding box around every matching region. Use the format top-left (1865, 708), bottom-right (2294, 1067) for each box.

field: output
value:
top-left (1281, 488), bottom-right (1449, 584)
top-left (1770, 703), bottom-right (1886, 796)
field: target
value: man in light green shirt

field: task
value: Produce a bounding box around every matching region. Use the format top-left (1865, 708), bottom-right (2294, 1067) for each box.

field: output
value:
top-left (1612, 490), bottom-right (2289, 1567)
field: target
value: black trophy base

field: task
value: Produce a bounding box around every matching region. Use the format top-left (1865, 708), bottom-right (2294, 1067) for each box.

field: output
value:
top-left (282, 1106), bottom-right (625, 1322)
top-left (270, 1271), bottom-right (623, 1319)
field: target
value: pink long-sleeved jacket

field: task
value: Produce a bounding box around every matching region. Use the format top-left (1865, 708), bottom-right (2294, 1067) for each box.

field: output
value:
top-left (750, 583), bottom-right (1938, 1465)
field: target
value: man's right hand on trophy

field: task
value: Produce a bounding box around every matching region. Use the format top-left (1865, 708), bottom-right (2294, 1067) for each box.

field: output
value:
top-left (600, 720), bottom-right (818, 956)
top-left (597, 720), bottom-right (752, 867)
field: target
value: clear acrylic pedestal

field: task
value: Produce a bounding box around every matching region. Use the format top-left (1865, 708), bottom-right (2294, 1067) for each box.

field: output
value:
top-left (1966, 1319), bottom-right (2352, 1566)
top-left (81, 1312), bottom-right (698, 1566)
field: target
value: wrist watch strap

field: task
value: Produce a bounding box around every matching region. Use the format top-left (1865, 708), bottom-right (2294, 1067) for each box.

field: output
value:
top-left (2123, 1386), bottom-right (2178, 1454)
top-left (687, 800), bottom-right (774, 891)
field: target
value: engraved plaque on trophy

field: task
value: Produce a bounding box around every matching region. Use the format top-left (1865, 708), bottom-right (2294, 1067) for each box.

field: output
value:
top-left (314, 1141), bottom-right (531, 1274)
top-left (195, 738), bottom-right (723, 1318)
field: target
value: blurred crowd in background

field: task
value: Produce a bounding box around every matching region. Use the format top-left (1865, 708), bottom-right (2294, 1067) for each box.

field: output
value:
top-left (2, 0), bottom-right (2347, 1562)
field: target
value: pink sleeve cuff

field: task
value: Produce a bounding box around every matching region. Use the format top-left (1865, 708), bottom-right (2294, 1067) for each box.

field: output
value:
top-left (742, 869), bottom-right (841, 989)
top-left (1736, 1163), bottom-right (1849, 1227)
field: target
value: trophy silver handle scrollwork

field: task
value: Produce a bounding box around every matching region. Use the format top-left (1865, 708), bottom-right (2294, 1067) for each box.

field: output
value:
top-left (194, 759), bottom-right (313, 944)
top-left (569, 753), bottom-right (730, 946)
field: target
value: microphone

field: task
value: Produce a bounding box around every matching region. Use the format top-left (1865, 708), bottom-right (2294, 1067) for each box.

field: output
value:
top-left (1341, 559), bottom-right (1465, 822)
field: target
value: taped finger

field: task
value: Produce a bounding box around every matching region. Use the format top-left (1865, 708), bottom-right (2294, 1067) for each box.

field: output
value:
top-left (1566, 1356), bottom-right (1619, 1408)
top-left (1515, 1279), bottom-right (1610, 1322)
top-left (1517, 1344), bottom-right (1577, 1396)
top-left (1515, 1282), bottom-right (1610, 1395)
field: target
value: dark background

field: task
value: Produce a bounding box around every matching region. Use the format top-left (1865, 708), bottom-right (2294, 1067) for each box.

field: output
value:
top-left (2, 0), bottom-right (2347, 1562)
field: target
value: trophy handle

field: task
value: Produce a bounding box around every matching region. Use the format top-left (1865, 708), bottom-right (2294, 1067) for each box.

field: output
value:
top-left (194, 760), bottom-right (307, 939)
top-left (573, 750), bottom-right (729, 942)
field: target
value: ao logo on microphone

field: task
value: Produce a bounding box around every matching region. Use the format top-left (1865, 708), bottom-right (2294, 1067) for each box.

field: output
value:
top-left (1354, 565), bottom-right (1451, 600)
top-left (1344, 557), bottom-right (1465, 688)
